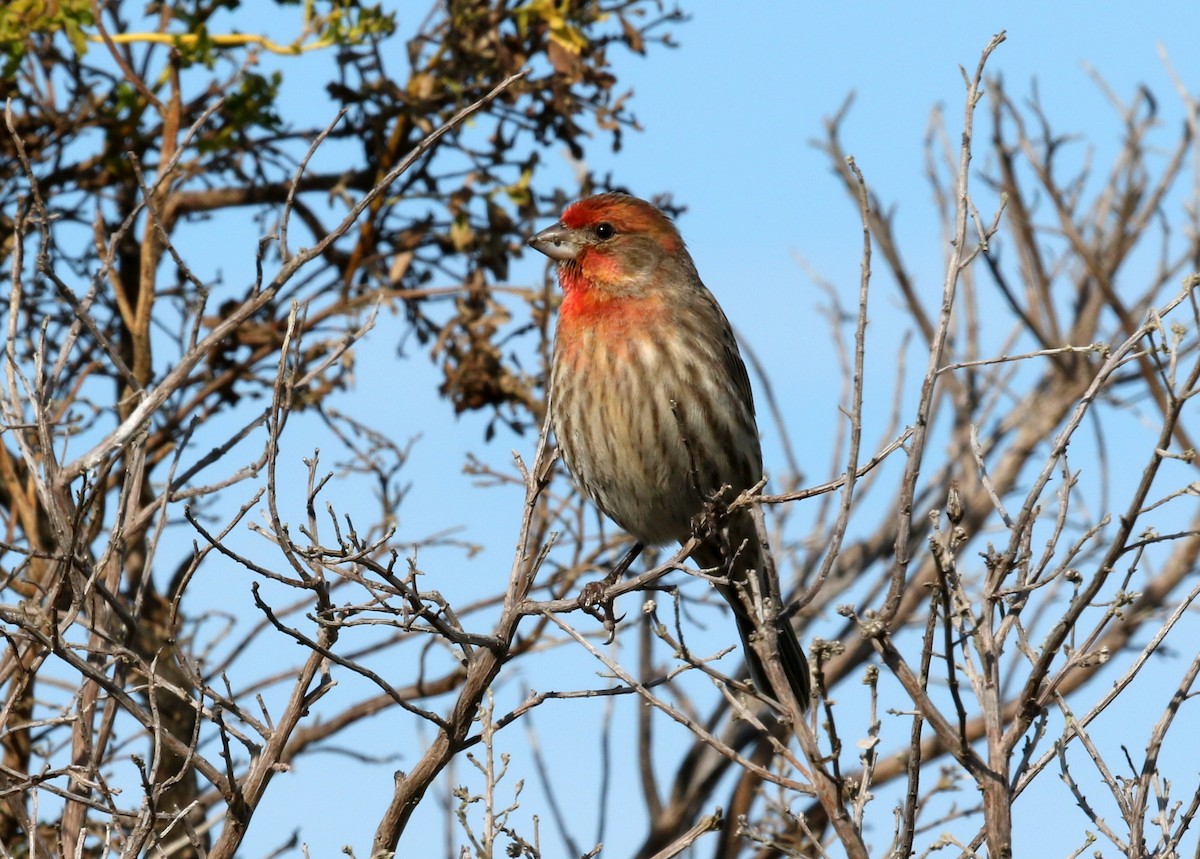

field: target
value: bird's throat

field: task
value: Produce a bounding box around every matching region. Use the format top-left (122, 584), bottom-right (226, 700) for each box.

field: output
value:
top-left (559, 277), bottom-right (665, 347)
top-left (557, 258), bottom-right (659, 323)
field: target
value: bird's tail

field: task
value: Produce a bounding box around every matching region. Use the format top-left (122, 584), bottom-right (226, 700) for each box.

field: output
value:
top-left (696, 513), bottom-right (811, 712)
top-left (732, 606), bottom-right (811, 712)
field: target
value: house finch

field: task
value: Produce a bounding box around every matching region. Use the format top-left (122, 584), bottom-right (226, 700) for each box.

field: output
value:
top-left (529, 193), bottom-right (810, 711)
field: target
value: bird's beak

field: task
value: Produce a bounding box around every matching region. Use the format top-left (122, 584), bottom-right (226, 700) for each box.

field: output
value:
top-left (528, 223), bottom-right (581, 262)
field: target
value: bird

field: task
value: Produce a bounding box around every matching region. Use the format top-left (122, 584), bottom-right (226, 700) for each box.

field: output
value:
top-left (528, 192), bottom-right (811, 712)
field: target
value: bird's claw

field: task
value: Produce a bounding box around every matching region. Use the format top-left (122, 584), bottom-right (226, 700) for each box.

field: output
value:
top-left (575, 542), bottom-right (643, 644)
top-left (577, 580), bottom-right (625, 644)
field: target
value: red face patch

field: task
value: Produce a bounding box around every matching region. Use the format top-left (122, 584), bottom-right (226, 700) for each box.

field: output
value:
top-left (560, 194), bottom-right (679, 255)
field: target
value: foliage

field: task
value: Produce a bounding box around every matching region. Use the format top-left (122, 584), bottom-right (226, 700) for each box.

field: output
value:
top-left (0, 1), bottom-right (684, 856)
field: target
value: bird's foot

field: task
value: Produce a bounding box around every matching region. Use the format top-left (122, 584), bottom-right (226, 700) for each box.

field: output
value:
top-left (575, 542), bottom-right (644, 643)
top-left (577, 582), bottom-right (624, 643)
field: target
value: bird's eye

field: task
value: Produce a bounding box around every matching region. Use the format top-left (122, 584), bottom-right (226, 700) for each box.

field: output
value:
top-left (594, 222), bottom-right (615, 240)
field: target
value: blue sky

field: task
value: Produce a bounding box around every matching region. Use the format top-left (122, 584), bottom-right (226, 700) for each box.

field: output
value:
top-left (175, 2), bottom-right (1200, 856)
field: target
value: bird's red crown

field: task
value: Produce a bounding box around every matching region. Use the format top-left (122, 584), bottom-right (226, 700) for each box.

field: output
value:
top-left (560, 193), bottom-right (682, 255)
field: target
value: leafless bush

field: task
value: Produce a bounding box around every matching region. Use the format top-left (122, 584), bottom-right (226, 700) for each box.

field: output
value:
top-left (1, 10), bottom-right (1198, 859)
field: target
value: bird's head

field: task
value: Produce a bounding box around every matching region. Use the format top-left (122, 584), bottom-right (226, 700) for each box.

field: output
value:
top-left (527, 193), bottom-right (688, 301)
